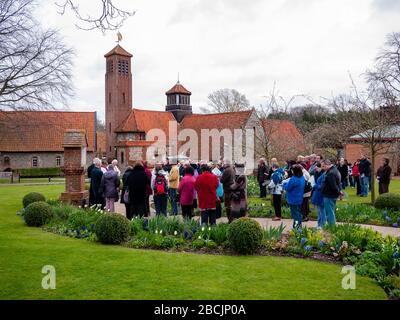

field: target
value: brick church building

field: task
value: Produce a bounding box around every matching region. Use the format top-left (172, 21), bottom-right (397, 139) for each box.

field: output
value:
top-left (0, 43), bottom-right (305, 172)
top-left (104, 44), bottom-right (305, 169)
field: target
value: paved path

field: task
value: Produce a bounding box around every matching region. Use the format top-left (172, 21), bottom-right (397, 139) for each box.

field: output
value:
top-left (114, 202), bottom-right (400, 238)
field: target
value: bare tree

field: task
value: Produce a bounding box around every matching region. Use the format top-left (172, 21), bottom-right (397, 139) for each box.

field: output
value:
top-left (366, 32), bottom-right (400, 104)
top-left (56, 0), bottom-right (135, 33)
top-left (0, 0), bottom-right (74, 110)
top-left (328, 75), bottom-right (400, 203)
top-left (205, 88), bottom-right (251, 113)
top-left (254, 85), bottom-right (306, 164)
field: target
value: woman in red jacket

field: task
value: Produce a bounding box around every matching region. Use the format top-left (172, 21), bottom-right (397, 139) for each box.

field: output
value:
top-left (195, 164), bottom-right (219, 226)
top-left (178, 166), bottom-right (196, 219)
top-left (352, 160), bottom-right (361, 196)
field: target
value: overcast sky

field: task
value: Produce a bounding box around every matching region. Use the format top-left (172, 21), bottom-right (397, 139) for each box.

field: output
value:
top-left (37, 0), bottom-right (400, 121)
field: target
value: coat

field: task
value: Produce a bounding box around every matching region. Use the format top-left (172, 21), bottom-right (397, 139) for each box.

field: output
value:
top-left (178, 174), bottom-right (196, 206)
top-left (168, 165), bottom-right (180, 189)
top-left (268, 168), bottom-right (284, 195)
top-left (120, 168), bottom-right (132, 204)
top-left (283, 175), bottom-right (305, 206)
top-left (90, 167), bottom-right (104, 204)
top-left (230, 175), bottom-right (248, 217)
top-left (221, 165), bottom-right (235, 192)
top-left (194, 171), bottom-right (219, 210)
top-left (377, 164), bottom-right (392, 184)
top-left (127, 165), bottom-right (150, 205)
top-left (257, 164), bottom-right (268, 183)
top-left (311, 173), bottom-right (325, 207)
top-left (359, 159), bottom-right (371, 177)
top-left (100, 169), bottom-right (120, 199)
top-left (322, 166), bottom-right (341, 198)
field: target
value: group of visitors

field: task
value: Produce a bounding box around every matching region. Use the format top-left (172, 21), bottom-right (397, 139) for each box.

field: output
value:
top-left (258, 152), bottom-right (393, 229)
top-left (88, 157), bottom-right (248, 226)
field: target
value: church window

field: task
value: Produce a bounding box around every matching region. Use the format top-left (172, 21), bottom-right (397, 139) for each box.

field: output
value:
top-left (109, 92), bottom-right (111, 103)
top-left (4, 156), bottom-right (10, 166)
top-left (109, 122), bottom-right (111, 134)
top-left (32, 156), bottom-right (38, 168)
top-left (120, 151), bottom-right (124, 164)
top-left (56, 156), bottom-right (61, 167)
top-left (123, 93), bottom-right (126, 104)
top-left (118, 60), bottom-right (129, 75)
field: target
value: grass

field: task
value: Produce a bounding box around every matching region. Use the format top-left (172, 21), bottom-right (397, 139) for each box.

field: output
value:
top-left (0, 184), bottom-right (386, 299)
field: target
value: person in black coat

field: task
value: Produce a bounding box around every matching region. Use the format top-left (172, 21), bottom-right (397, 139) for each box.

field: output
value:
top-left (90, 158), bottom-right (104, 209)
top-left (337, 158), bottom-right (348, 190)
top-left (126, 162), bottom-right (150, 219)
top-left (358, 155), bottom-right (371, 197)
top-left (257, 158), bottom-right (268, 198)
top-left (377, 158), bottom-right (392, 194)
top-left (87, 161), bottom-right (96, 206)
top-left (120, 166), bottom-right (133, 218)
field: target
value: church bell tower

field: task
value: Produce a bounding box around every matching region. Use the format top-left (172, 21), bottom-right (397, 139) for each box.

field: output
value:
top-left (165, 81), bottom-right (192, 123)
top-left (104, 44), bottom-right (133, 160)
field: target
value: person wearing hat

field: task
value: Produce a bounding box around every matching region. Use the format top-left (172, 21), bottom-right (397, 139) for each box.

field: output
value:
top-left (230, 163), bottom-right (248, 222)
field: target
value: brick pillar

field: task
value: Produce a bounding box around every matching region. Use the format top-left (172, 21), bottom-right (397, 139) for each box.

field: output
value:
top-left (60, 130), bottom-right (89, 206)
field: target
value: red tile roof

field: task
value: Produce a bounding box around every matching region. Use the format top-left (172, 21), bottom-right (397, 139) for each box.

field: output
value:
top-left (104, 44), bottom-right (133, 58)
top-left (96, 131), bottom-right (106, 154)
top-left (115, 108), bottom-right (177, 140)
top-left (180, 110), bottom-right (253, 131)
top-left (0, 111), bottom-right (96, 152)
top-left (166, 82), bottom-right (191, 95)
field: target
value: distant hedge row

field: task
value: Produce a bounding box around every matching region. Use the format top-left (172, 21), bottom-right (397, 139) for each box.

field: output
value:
top-left (15, 167), bottom-right (63, 178)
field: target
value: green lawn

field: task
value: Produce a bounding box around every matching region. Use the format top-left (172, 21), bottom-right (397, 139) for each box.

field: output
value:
top-left (0, 184), bottom-right (386, 300)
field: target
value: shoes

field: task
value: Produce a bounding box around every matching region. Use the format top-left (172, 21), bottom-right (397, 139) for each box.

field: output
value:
top-left (272, 217), bottom-right (281, 221)
top-left (303, 217), bottom-right (309, 222)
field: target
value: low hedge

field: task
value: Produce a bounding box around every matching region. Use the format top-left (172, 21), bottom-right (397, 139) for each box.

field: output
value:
top-left (375, 193), bottom-right (400, 210)
top-left (16, 167), bottom-right (63, 178)
top-left (24, 201), bottom-right (53, 227)
top-left (227, 218), bottom-right (263, 255)
top-left (95, 213), bottom-right (130, 244)
top-left (22, 192), bottom-right (46, 208)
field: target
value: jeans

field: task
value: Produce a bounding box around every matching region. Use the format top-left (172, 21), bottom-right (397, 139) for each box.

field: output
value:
top-left (360, 175), bottom-right (369, 196)
top-left (154, 194), bottom-right (168, 216)
top-left (323, 197), bottom-right (337, 225)
top-left (259, 181), bottom-right (267, 198)
top-left (200, 209), bottom-right (217, 226)
top-left (289, 204), bottom-right (302, 228)
top-left (316, 205), bottom-right (326, 228)
top-left (168, 188), bottom-right (179, 215)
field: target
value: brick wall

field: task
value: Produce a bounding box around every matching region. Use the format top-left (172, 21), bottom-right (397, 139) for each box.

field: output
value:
top-left (0, 152), bottom-right (95, 171)
top-left (345, 143), bottom-right (400, 175)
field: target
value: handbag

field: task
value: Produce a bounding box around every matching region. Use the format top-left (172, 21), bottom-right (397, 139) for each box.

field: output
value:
top-left (123, 189), bottom-right (130, 204)
top-left (304, 181), bottom-right (312, 194)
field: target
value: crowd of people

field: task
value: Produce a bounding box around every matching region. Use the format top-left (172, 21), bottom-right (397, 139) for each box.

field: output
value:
top-left (257, 153), bottom-right (393, 229)
top-left (87, 158), bottom-right (248, 226)
top-left (87, 152), bottom-right (393, 229)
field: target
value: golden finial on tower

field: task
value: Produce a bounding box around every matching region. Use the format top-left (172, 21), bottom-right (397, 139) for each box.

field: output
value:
top-left (117, 31), bottom-right (123, 43)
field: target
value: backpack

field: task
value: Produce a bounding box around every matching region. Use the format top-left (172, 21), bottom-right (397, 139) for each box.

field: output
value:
top-left (154, 175), bottom-right (167, 195)
top-left (272, 170), bottom-right (283, 185)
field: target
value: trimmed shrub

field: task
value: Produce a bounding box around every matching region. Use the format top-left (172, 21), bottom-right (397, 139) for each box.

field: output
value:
top-left (24, 201), bottom-right (53, 227)
top-left (375, 193), bottom-right (400, 210)
top-left (17, 167), bottom-right (63, 178)
top-left (228, 218), bottom-right (263, 255)
top-left (95, 213), bottom-right (130, 244)
top-left (22, 192), bottom-right (46, 208)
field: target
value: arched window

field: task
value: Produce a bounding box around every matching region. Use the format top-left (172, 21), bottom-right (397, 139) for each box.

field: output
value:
top-left (120, 151), bottom-right (124, 164)
top-left (4, 156), bottom-right (10, 166)
top-left (32, 156), bottom-right (38, 168)
top-left (56, 156), bottom-right (61, 167)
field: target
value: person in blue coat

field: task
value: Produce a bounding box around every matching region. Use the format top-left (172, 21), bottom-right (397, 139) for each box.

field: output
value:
top-left (311, 164), bottom-right (326, 228)
top-left (283, 164), bottom-right (305, 228)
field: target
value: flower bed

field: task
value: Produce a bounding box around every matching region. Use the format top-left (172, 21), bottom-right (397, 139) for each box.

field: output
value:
top-left (17, 194), bottom-right (400, 299)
